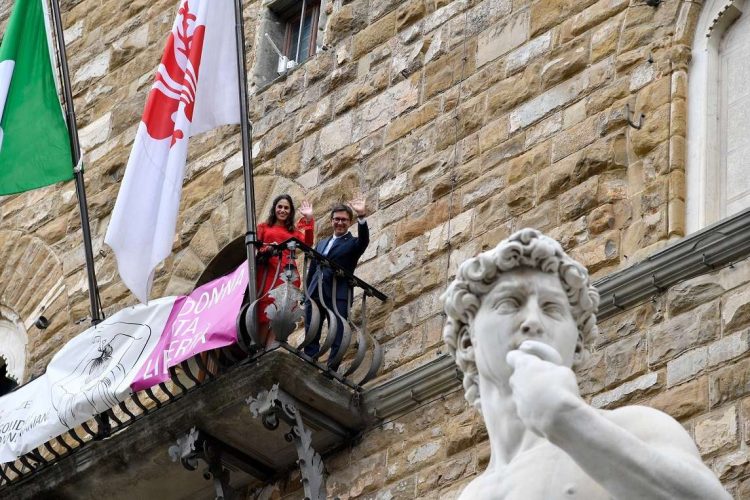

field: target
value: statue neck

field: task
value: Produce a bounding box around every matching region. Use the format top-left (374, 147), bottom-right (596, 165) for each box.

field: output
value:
top-left (479, 375), bottom-right (543, 469)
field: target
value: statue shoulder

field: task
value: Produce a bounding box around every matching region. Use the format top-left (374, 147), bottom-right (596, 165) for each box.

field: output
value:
top-left (602, 405), bottom-right (701, 458)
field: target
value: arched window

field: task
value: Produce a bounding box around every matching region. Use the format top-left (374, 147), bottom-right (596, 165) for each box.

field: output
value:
top-left (687, 0), bottom-right (750, 232)
top-left (0, 315), bottom-right (27, 395)
top-left (0, 357), bottom-right (19, 396)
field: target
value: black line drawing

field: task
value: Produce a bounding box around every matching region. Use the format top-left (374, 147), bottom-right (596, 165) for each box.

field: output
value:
top-left (48, 321), bottom-right (152, 427)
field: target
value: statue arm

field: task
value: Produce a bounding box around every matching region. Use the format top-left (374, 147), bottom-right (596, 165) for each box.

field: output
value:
top-left (507, 344), bottom-right (729, 500)
top-left (545, 402), bottom-right (730, 500)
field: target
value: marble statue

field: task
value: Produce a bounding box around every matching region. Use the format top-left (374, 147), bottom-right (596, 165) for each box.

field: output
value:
top-left (442, 228), bottom-right (730, 500)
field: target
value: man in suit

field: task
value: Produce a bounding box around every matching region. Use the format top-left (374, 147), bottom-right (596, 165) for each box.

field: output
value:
top-left (304, 196), bottom-right (369, 368)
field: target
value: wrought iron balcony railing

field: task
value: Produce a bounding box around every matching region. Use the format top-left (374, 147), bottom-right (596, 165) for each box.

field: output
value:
top-left (0, 242), bottom-right (387, 496)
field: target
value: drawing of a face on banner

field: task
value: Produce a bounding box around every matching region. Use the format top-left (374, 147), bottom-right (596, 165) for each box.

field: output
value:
top-left (45, 297), bottom-right (176, 428)
top-left (47, 322), bottom-right (153, 427)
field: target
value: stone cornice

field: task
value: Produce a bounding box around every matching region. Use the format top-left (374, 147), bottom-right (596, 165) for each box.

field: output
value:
top-left (365, 208), bottom-right (750, 420)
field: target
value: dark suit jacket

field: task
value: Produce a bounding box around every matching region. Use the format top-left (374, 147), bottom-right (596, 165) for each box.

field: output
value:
top-left (306, 221), bottom-right (369, 302)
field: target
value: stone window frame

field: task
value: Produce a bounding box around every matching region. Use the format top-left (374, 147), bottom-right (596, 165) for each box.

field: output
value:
top-left (250, 0), bottom-right (329, 93)
top-left (0, 306), bottom-right (28, 391)
top-left (687, 0), bottom-right (747, 233)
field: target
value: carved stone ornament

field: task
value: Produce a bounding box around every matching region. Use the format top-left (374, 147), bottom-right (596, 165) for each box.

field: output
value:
top-left (441, 228), bottom-right (731, 499)
top-left (247, 384), bottom-right (327, 500)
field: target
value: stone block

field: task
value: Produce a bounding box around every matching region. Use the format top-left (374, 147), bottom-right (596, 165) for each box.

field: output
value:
top-left (473, 194), bottom-right (511, 236)
top-left (709, 358), bottom-right (750, 409)
top-left (396, 0), bottom-right (426, 32)
top-left (325, 1), bottom-right (368, 46)
top-left (621, 210), bottom-right (667, 260)
top-left (320, 113), bottom-right (354, 157)
top-left (506, 31), bottom-right (552, 75)
top-left (567, 0), bottom-right (628, 39)
top-left (461, 167), bottom-right (507, 210)
top-left (525, 113), bottom-right (563, 148)
top-left (694, 406), bottom-right (738, 458)
top-left (353, 10), bottom-right (397, 60)
top-left (416, 453), bottom-right (474, 497)
top-left (646, 375), bottom-right (708, 421)
top-left (666, 347), bottom-right (707, 388)
top-left (79, 112), bottom-right (112, 152)
top-left (572, 133), bottom-right (627, 183)
top-left (536, 157), bottom-right (574, 204)
top-left (667, 275), bottom-right (725, 316)
top-left (426, 209), bottom-right (474, 256)
top-left (551, 114), bottom-right (599, 163)
top-left (569, 229), bottom-right (619, 272)
top-left (588, 203), bottom-right (615, 234)
top-left (481, 134), bottom-right (525, 171)
top-left (476, 10), bottom-right (529, 68)
top-left (379, 172), bottom-right (411, 208)
top-left (386, 99), bottom-right (441, 144)
top-left (505, 176), bottom-right (536, 216)
top-left (709, 331), bottom-right (750, 368)
top-left (559, 176), bottom-right (599, 221)
top-left (714, 449), bottom-right (750, 482)
top-left (353, 76), bottom-right (420, 142)
top-left (604, 333), bottom-right (647, 388)
top-left (648, 301), bottom-right (720, 366)
top-left (295, 95), bottom-right (332, 138)
top-left (478, 115), bottom-right (510, 154)
top-left (486, 63), bottom-right (538, 115)
top-left (506, 142), bottom-right (549, 185)
top-left (540, 37), bottom-right (588, 91)
top-left (722, 287), bottom-right (750, 334)
top-left (591, 371), bottom-right (660, 409)
top-left (509, 58), bottom-right (612, 132)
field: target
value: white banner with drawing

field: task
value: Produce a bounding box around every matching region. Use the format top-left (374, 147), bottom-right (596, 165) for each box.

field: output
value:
top-left (0, 297), bottom-right (176, 463)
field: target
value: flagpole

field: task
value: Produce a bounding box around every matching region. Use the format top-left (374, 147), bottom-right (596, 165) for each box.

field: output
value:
top-left (49, 0), bottom-right (103, 324)
top-left (233, 0), bottom-right (259, 341)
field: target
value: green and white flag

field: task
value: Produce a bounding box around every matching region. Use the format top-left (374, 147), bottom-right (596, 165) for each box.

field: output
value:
top-left (0, 0), bottom-right (73, 195)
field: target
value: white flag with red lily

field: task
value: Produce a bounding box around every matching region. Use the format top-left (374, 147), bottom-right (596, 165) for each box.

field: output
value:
top-left (105, 0), bottom-right (240, 303)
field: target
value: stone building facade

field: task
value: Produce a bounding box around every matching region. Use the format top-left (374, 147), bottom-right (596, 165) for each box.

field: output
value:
top-left (2, 0), bottom-right (750, 497)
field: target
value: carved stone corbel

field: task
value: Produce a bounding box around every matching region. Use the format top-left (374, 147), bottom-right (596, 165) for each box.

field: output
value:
top-left (168, 427), bottom-right (235, 500)
top-left (247, 385), bottom-right (326, 500)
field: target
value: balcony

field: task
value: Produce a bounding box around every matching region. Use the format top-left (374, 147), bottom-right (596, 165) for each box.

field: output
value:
top-left (0, 239), bottom-right (387, 499)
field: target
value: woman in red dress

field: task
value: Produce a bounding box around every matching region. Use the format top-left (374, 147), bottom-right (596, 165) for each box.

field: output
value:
top-left (256, 194), bottom-right (314, 345)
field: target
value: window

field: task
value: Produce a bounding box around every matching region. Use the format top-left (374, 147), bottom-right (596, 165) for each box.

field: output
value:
top-left (687, 0), bottom-right (750, 232)
top-left (0, 358), bottom-right (18, 397)
top-left (0, 316), bottom-right (26, 396)
top-left (282, 1), bottom-right (321, 66)
top-left (251, 0), bottom-right (327, 91)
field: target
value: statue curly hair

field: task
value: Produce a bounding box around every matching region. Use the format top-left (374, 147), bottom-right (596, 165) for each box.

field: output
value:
top-left (441, 228), bottom-right (600, 413)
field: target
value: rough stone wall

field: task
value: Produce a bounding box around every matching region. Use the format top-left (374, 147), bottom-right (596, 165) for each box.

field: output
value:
top-left (2, 0), bottom-right (748, 497)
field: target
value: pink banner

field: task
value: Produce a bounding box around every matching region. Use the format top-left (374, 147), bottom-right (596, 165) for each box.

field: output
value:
top-left (131, 262), bottom-right (248, 391)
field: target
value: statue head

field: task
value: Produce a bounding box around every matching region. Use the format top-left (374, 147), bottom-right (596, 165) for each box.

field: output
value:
top-left (441, 228), bottom-right (599, 413)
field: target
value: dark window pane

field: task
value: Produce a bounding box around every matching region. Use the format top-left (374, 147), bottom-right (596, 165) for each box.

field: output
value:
top-left (0, 362), bottom-right (18, 396)
top-left (286, 6), bottom-right (316, 63)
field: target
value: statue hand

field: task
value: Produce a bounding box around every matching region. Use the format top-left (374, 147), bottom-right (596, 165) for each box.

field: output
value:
top-left (506, 340), bottom-right (582, 438)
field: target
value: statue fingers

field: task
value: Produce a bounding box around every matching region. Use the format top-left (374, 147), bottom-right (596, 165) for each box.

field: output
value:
top-left (518, 340), bottom-right (563, 366)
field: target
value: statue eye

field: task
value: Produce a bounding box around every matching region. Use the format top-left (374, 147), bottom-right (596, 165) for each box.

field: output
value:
top-left (493, 297), bottom-right (520, 312)
top-left (542, 302), bottom-right (564, 316)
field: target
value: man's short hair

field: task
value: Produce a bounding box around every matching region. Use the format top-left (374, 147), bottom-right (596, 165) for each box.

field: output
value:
top-left (330, 203), bottom-right (354, 220)
top-left (441, 228), bottom-right (600, 413)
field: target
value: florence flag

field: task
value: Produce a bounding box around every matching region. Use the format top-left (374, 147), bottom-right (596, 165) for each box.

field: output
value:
top-left (0, 0), bottom-right (74, 195)
top-left (105, 0), bottom-right (240, 303)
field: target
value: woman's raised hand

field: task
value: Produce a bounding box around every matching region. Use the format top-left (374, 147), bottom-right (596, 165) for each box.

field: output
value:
top-left (299, 200), bottom-right (313, 220)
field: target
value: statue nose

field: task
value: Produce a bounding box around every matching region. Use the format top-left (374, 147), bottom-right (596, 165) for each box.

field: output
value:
top-left (520, 309), bottom-right (543, 336)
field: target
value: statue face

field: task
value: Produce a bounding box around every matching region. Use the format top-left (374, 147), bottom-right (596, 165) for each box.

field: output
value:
top-left (472, 268), bottom-right (579, 383)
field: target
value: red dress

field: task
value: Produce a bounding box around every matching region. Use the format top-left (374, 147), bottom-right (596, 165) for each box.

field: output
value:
top-left (256, 218), bottom-right (314, 325)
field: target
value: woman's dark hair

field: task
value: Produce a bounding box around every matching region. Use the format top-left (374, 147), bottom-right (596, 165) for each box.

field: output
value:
top-left (266, 194), bottom-right (296, 232)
